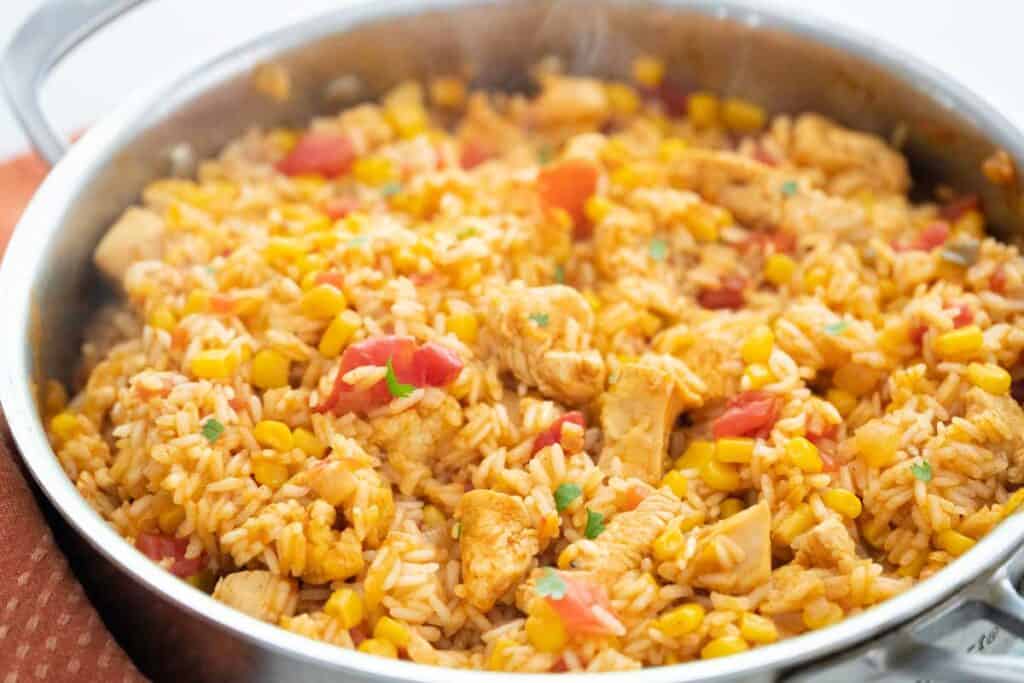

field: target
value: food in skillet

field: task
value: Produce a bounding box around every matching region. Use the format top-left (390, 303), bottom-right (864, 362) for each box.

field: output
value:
top-left (45, 56), bottom-right (1024, 671)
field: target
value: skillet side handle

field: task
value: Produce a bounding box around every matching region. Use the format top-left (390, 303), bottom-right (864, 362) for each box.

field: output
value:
top-left (0, 0), bottom-right (150, 166)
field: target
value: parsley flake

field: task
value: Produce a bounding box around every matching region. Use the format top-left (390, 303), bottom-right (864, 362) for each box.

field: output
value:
top-left (780, 180), bottom-right (798, 197)
top-left (649, 238), bottom-right (668, 261)
top-left (452, 521), bottom-right (462, 540)
top-left (910, 460), bottom-right (933, 483)
top-left (940, 240), bottom-right (980, 267)
top-left (457, 227), bottom-right (479, 240)
top-left (201, 418), bottom-right (224, 444)
top-left (537, 145), bottom-right (554, 165)
top-left (529, 312), bottom-right (550, 328)
top-left (385, 357), bottom-right (415, 399)
top-left (554, 483), bottom-right (582, 512)
top-left (380, 181), bottom-right (402, 197)
top-left (584, 509), bottom-right (606, 539)
top-left (536, 568), bottom-right (567, 599)
top-left (554, 264), bottom-right (565, 284)
top-left (825, 320), bottom-right (849, 335)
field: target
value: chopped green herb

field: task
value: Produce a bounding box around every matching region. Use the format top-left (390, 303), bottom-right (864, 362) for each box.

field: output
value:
top-left (825, 320), bottom-right (849, 336)
top-left (201, 418), bottom-right (224, 444)
top-left (380, 181), bottom-right (402, 197)
top-left (385, 357), bottom-right (415, 398)
top-left (649, 238), bottom-right (668, 261)
top-left (204, 265), bottom-right (216, 276)
top-left (457, 227), bottom-right (479, 240)
top-left (529, 312), bottom-right (550, 328)
top-left (554, 483), bottom-right (582, 512)
top-left (452, 521), bottom-right (462, 540)
top-left (554, 264), bottom-right (566, 284)
top-left (780, 180), bottom-right (798, 197)
top-left (537, 145), bottom-right (554, 165)
top-left (584, 509), bottom-right (606, 539)
top-left (910, 460), bottom-right (933, 483)
top-left (346, 235), bottom-right (368, 248)
top-left (536, 567), bottom-right (567, 599)
top-left (940, 240), bottom-right (980, 267)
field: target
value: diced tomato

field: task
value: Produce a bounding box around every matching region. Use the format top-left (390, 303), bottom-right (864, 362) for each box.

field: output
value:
top-left (211, 295), bottom-right (235, 314)
top-left (532, 411), bottom-right (586, 455)
top-left (909, 322), bottom-right (928, 347)
top-left (229, 395), bottom-right (248, 412)
top-left (315, 336), bottom-right (464, 415)
top-left (171, 327), bottom-right (189, 351)
top-left (546, 573), bottom-right (622, 636)
top-left (698, 274), bottom-right (747, 310)
top-left (135, 533), bottom-right (206, 578)
top-left (537, 159), bottom-right (600, 237)
top-left (324, 196), bottom-right (361, 220)
top-left (992, 265), bottom-right (1008, 294)
top-left (818, 449), bottom-right (840, 473)
top-left (460, 141), bottom-right (493, 170)
top-left (349, 625), bottom-right (368, 647)
top-left (951, 304), bottom-right (974, 328)
top-left (136, 378), bottom-right (173, 400)
top-left (622, 485), bottom-right (649, 511)
top-left (939, 194), bottom-right (979, 222)
top-left (654, 83), bottom-right (689, 117)
top-left (806, 423), bottom-right (838, 445)
top-left (276, 133), bottom-right (356, 178)
top-left (712, 390), bottom-right (780, 439)
top-left (551, 658), bottom-right (569, 673)
top-left (912, 221), bottom-right (951, 251)
top-left (745, 231), bottom-right (796, 255)
top-left (315, 271), bottom-right (346, 289)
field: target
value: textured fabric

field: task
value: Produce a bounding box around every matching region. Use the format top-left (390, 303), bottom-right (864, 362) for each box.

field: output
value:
top-left (0, 151), bottom-right (145, 682)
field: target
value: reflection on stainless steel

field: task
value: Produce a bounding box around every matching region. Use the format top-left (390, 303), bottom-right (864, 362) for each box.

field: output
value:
top-left (2, 1), bottom-right (1024, 682)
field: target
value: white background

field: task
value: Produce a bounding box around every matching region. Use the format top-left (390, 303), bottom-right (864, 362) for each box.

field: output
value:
top-left (0, 0), bottom-right (1023, 158)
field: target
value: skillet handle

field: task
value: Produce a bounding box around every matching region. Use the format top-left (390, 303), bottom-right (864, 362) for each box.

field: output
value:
top-left (0, 0), bottom-right (149, 166)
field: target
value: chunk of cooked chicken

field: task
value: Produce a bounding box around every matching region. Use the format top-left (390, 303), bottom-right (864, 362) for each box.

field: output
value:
top-left (530, 75), bottom-right (610, 129)
top-left (964, 387), bottom-right (1024, 484)
top-left (789, 114), bottom-right (910, 196)
top-left (792, 516), bottom-right (858, 572)
top-left (458, 489), bottom-right (540, 611)
top-left (369, 395), bottom-right (463, 496)
top-left (93, 208), bottom-right (164, 283)
top-left (599, 354), bottom-right (706, 482)
top-left (212, 570), bottom-right (298, 623)
top-left (571, 490), bottom-right (681, 578)
top-left (483, 284), bottom-right (607, 404)
top-left (689, 501), bottom-right (771, 594)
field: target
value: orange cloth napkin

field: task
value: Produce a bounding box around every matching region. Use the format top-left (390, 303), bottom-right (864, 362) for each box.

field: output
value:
top-left (0, 151), bottom-right (146, 682)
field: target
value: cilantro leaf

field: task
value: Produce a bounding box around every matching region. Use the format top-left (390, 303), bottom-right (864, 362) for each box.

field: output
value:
top-left (201, 418), bottom-right (224, 444)
top-left (584, 509), bottom-right (606, 539)
top-left (824, 320), bottom-right (849, 335)
top-left (385, 357), bottom-right (415, 398)
top-left (554, 483), bottom-right (582, 512)
top-left (780, 180), bottom-right (798, 197)
top-left (554, 264), bottom-right (565, 284)
top-left (649, 238), bottom-right (668, 261)
top-left (536, 568), bottom-right (567, 599)
top-left (529, 312), bottom-right (550, 328)
top-left (910, 460), bottom-right (933, 483)
top-left (380, 181), bottom-right (402, 197)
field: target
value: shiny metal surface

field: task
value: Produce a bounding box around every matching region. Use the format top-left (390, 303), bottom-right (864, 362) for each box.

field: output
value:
top-left (3, 1), bottom-right (1024, 681)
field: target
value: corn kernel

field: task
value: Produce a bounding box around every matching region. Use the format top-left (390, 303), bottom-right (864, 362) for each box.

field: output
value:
top-left (833, 363), bottom-right (882, 397)
top-left (741, 325), bottom-right (775, 365)
top-left (687, 92), bottom-right (720, 128)
top-left (525, 601), bottom-right (567, 653)
top-left (802, 600), bottom-right (844, 630)
top-left (716, 438), bottom-right (756, 464)
top-left (740, 613), bottom-right (779, 644)
top-left (632, 56), bottom-right (665, 88)
top-left (352, 156), bottom-right (398, 187)
top-left (652, 525), bottom-right (685, 561)
top-left (854, 421), bottom-right (901, 468)
top-left (701, 635), bottom-right (749, 659)
top-left (324, 588), bottom-right (364, 628)
top-left (860, 516), bottom-right (889, 549)
top-left (454, 261), bottom-right (482, 289)
top-left (429, 76), bottom-right (467, 109)
top-left (293, 427), bottom-right (327, 458)
top-left (656, 603), bottom-right (705, 637)
top-left (721, 98), bottom-right (766, 132)
top-left (700, 460), bottom-right (742, 492)
top-left (775, 503), bottom-right (816, 545)
top-left (611, 163), bottom-right (661, 189)
top-left (878, 320), bottom-right (911, 354)
top-left (359, 638), bottom-right (398, 659)
top-left (934, 325), bottom-right (984, 360)
top-left (264, 236), bottom-right (307, 263)
top-left (967, 362), bottom-right (1011, 394)
top-left (764, 253), bottom-right (796, 286)
top-left (251, 456), bottom-right (289, 488)
top-left (676, 440), bottom-right (716, 470)
top-left (50, 412), bottom-right (80, 443)
top-left (583, 290), bottom-right (602, 312)
top-left (683, 205), bottom-right (720, 242)
top-left (720, 498), bottom-right (744, 518)
top-left (253, 420), bottom-right (293, 451)
top-left (1003, 489), bottom-right (1024, 518)
top-left (935, 529), bottom-right (976, 556)
top-left (657, 137), bottom-right (689, 162)
top-left (446, 313), bottom-right (478, 345)
top-left (898, 551), bottom-right (927, 578)
top-left (638, 311), bottom-right (662, 336)
top-left (803, 266), bottom-right (828, 292)
top-left (822, 489), bottom-right (862, 519)
top-left (422, 504), bottom-right (446, 528)
top-left (605, 83), bottom-right (640, 116)
top-left (148, 306), bottom-right (177, 332)
top-left (190, 348), bottom-right (237, 379)
top-left (584, 195), bottom-right (614, 224)
top-left (785, 437), bottom-right (823, 473)
top-left (827, 388), bottom-right (858, 418)
top-left (251, 349), bottom-right (291, 389)
top-left (487, 638), bottom-right (516, 671)
top-left (744, 364), bottom-right (775, 389)
top-left (301, 284), bottom-right (347, 319)
top-left (557, 544), bottom-right (578, 570)
top-left (955, 209), bottom-right (985, 238)
top-left (184, 290), bottom-right (211, 316)
top-left (319, 310), bottom-right (362, 358)
top-left (374, 616), bottom-right (411, 648)
top-left (662, 470), bottom-right (689, 498)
